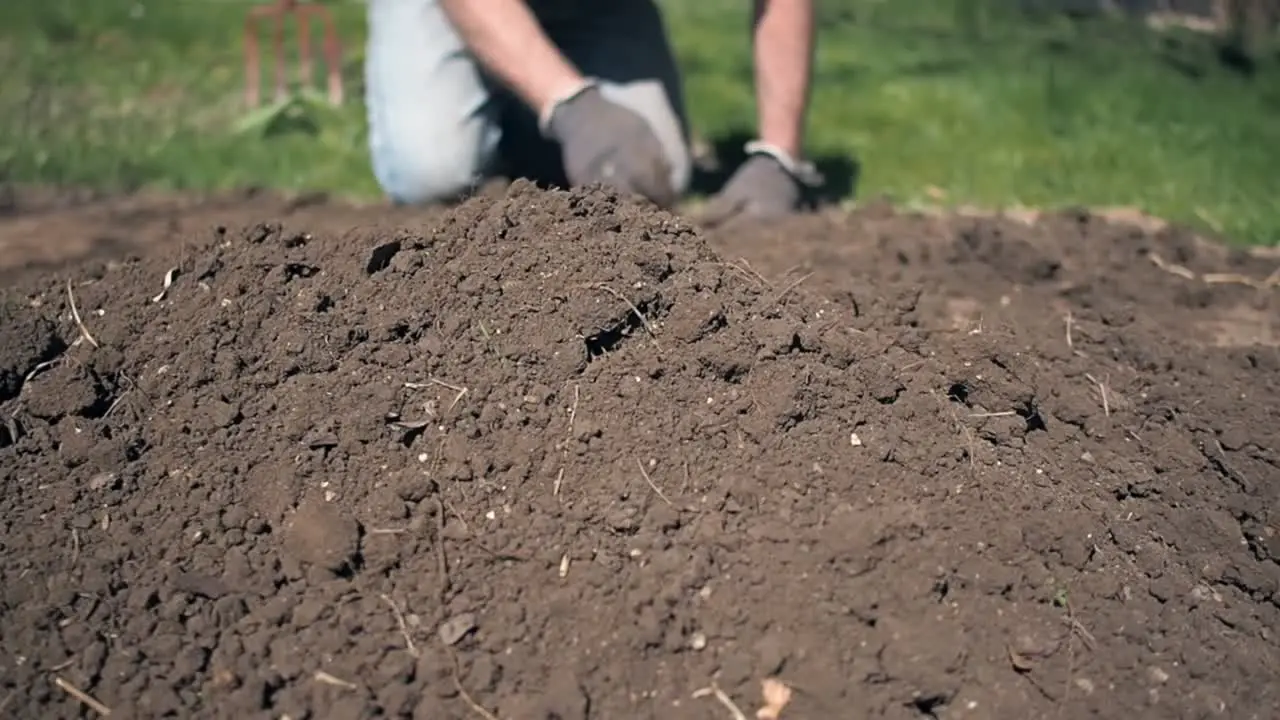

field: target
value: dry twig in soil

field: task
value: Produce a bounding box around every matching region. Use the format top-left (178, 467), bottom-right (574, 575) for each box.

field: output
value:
top-left (313, 670), bottom-right (359, 690)
top-left (767, 272), bottom-right (813, 307)
top-left (151, 267), bottom-right (178, 303)
top-left (54, 675), bottom-right (111, 716)
top-left (565, 383), bottom-right (579, 439)
top-left (587, 283), bottom-right (660, 347)
top-left (1060, 597), bottom-right (1098, 711)
top-left (707, 259), bottom-right (771, 289)
top-left (65, 280), bottom-right (100, 349)
top-left (448, 647), bottom-right (500, 720)
top-left (1149, 252), bottom-right (1280, 290)
top-left (1203, 270), bottom-right (1280, 290)
top-left (378, 593), bottom-right (419, 658)
top-left (636, 458), bottom-right (673, 506)
top-left (735, 259), bottom-right (773, 288)
top-left (407, 378), bottom-right (469, 411)
top-left (1146, 252), bottom-right (1196, 280)
top-left (23, 358), bottom-right (60, 383)
top-left (693, 683), bottom-right (748, 720)
top-left (1085, 373), bottom-right (1111, 417)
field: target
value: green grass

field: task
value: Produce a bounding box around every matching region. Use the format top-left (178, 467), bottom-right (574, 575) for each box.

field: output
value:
top-left (0, 0), bottom-right (378, 195)
top-left (0, 0), bottom-right (1278, 244)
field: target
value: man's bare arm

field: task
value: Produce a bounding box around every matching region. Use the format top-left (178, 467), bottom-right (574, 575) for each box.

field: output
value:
top-left (751, 0), bottom-right (815, 158)
top-left (440, 0), bottom-right (586, 120)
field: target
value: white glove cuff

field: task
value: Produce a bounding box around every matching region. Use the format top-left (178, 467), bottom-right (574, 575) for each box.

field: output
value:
top-left (537, 78), bottom-right (599, 138)
top-left (744, 140), bottom-right (824, 187)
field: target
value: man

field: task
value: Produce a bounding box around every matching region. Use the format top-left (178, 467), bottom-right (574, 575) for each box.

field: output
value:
top-left (363, 0), bottom-right (821, 227)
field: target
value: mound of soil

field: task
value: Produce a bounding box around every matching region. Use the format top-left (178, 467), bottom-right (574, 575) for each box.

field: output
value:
top-left (1, 182), bottom-right (1277, 719)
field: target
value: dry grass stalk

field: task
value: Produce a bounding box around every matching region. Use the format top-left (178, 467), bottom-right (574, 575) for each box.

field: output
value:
top-left (65, 280), bottom-right (100, 348)
top-left (54, 676), bottom-right (111, 716)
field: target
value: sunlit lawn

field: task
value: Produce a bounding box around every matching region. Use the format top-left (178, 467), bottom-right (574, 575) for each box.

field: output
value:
top-left (0, 0), bottom-right (1276, 243)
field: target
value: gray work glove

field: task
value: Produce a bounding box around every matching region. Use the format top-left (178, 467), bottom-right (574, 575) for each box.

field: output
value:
top-left (698, 142), bottom-right (823, 229)
top-left (542, 83), bottom-right (676, 208)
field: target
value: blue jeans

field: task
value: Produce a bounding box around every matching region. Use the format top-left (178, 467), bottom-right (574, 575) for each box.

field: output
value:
top-left (363, 0), bottom-right (693, 204)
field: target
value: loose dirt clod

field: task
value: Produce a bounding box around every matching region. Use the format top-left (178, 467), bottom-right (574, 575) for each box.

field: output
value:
top-left (0, 182), bottom-right (1277, 718)
top-left (0, 300), bottom-right (65, 402)
top-left (283, 497), bottom-right (360, 574)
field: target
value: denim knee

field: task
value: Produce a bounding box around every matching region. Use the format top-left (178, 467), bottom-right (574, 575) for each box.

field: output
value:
top-left (369, 129), bottom-right (493, 205)
top-left (364, 0), bottom-right (501, 205)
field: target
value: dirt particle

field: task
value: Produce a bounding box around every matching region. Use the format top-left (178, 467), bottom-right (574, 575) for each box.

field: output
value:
top-left (202, 399), bottom-right (242, 429)
top-left (172, 572), bottom-right (232, 599)
top-left (282, 498), bottom-right (360, 575)
top-left (438, 612), bottom-right (477, 646)
top-left (753, 629), bottom-right (791, 675)
top-left (395, 475), bottom-right (436, 503)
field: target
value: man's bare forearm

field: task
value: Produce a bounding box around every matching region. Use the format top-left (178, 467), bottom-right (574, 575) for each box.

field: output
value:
top-left (441, 0), bottom-right (585, 118)
top-left (751, 0), bottom-right (814, 158)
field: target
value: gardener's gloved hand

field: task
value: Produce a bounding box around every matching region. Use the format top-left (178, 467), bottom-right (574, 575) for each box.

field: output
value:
top-left (698, 141), bottom-right (823, 229)
top-left (541, 82), bottom-right (676, 208)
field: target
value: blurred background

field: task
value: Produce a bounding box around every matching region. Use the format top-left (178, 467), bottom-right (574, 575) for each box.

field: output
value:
top-left (0, 0), bottom-right (1276, 243)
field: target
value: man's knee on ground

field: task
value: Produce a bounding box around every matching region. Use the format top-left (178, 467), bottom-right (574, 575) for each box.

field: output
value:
top-left (372, 137), bottom-right (491, 205)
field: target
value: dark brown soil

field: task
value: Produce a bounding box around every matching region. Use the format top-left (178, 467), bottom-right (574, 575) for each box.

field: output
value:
top-left (1, 182), bottom-right (1278, 720)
